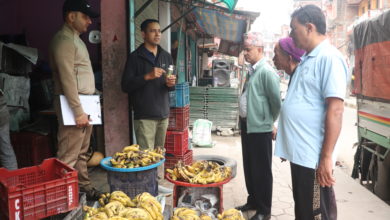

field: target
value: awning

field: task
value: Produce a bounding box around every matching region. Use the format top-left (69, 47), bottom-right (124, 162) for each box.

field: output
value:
top-left (219, 0), bottom-right (238, 12)
top-left (193, 7), bottom-right (249, 43)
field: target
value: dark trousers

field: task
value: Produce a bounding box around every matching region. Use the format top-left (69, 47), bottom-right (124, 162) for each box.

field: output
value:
top-left (290, 162), bottom-right (337, 220)
top-left (240, 118), bottom-right (273, 215)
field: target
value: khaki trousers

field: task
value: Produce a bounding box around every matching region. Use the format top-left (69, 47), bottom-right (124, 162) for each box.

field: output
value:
top-left (57, 123), bottom-right (93, 188)
top-left (134, 118), bottom-right (169, 180)
top-left (54, 97), bottom-right (92, 189)
top-left (134, 118), bottom-right (169, 150)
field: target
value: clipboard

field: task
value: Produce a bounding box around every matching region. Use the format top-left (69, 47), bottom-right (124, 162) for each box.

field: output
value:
top-left (60, 95), bottom-right (102, 125)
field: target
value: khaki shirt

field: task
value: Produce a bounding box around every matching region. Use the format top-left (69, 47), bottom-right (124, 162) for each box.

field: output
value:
top-left (49, 24), bottom-right (95, 118)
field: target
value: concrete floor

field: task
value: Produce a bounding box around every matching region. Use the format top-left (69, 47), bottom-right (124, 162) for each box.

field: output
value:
top-left (90, 134), bottom-right (390, 220)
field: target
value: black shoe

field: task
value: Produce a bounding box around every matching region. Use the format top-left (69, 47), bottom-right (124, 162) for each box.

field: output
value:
top-left (80, 187), bottom-right (104, 201)
top-left (235, 203), bottom-right (256, 212)
top-left (249, 212), bottom-right (271, 220)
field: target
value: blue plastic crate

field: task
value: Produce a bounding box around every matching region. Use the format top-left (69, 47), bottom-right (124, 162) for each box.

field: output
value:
top-left (169, 83), bottom-right (190, 107)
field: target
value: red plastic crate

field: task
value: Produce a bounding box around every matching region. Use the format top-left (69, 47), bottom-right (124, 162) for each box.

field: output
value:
top-left (0, 158), bottom-right (79, 220)
top-left (10, 132), bottom-right (53, 168)
top-left (165, 130), bottom-right (189, 155)
top-left (165, 150), bottom-right (193, 170)
top-left (168, 106), bottom-right (190, 131)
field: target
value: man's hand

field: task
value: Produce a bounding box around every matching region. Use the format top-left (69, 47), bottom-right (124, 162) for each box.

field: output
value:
top-left (316, 97), bottom-right (343, 187)
top-left (272, 126), bottom-right (277, 140)
top-left (166, 74), bottom-right (176, 87)
top-left (75, 113), bottom-right (91, 128)
top-left (316, 156), bottom-right (336, 187)
top-left (144, 68), bottom-right (166, 80)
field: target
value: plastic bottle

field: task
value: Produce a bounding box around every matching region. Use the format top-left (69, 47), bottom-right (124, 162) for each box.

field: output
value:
top-left (167, 65), bottom-right (174, 76)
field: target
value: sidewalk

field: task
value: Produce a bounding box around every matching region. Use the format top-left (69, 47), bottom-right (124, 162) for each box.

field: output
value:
top-left (90, 134), bottom-right (390, 219)
top-left (191, 135), bottom-right (390, 220)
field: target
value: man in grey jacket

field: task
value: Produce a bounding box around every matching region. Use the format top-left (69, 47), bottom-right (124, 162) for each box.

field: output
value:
top-left (236, 32), bottom-right (281, 220)
top-left (49, 0), bottom-right (101, 200)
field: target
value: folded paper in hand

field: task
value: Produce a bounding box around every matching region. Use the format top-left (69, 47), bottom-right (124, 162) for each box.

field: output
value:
top-left (60, 95), bottom-right (102, 125)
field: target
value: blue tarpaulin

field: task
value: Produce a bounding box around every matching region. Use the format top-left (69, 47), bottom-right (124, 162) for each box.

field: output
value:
top-left (193, 8), bottom-right (247, 43)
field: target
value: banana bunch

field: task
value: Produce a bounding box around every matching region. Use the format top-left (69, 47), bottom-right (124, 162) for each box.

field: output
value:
top-left (121, 208), bottom-right (153, 220)
top-left (133, 192), bottom-right (164, 220)
top-left (98, 192), bottom-right (111, 206)
top-left (217, 209), bottom-right (245, 220)
top-left (200, 214), bottom-right (213, 220)
top-left (84, 201), bottom-right (126, 219)
top-left (166, 160), bottom-right (232, 184)
top-left (171, 207), bottom-right (200, 220)
top-left (84, 191), bottom-right (162, 220)
top-left (83, 206), bottom-right (107, 219)
top-left (110, 144), bottom-right (165, 168)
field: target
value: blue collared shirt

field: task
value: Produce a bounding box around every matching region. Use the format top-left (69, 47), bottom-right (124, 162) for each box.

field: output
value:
top-left (275, 40), bottom-right (348, 169)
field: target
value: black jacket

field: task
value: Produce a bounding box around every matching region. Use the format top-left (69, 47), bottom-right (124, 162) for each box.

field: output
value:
top-left (121, 44), bottom-right (174, 120)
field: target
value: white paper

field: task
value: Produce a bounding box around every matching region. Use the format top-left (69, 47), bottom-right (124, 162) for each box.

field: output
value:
top-left (60, 95), bottom-right (102, 126)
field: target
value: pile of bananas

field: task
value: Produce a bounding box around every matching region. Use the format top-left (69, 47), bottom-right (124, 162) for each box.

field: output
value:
top-left (84, 191), bottom-right (163, 220)
top-left (110, 144), bottom-right (165, 168)
top-left (166, 160), bottom-right (232, 184)
top-left (217, 209), bottom-right (244, 220)
top-left (170, 207), bottom-right (213, 220)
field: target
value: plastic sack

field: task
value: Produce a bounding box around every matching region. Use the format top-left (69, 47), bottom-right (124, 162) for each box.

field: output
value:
top-left (192, 119), bottom-right (213, 147)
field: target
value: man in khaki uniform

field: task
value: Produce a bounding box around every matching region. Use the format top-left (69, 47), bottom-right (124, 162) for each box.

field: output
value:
top-left (49, 0), bottom-right (101, 200)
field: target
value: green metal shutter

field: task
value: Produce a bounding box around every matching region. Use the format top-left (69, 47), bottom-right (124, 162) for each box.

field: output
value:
top-left (174, 30), bottom-right (186, 83)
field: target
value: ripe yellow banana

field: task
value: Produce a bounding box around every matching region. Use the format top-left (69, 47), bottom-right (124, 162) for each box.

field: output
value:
top-left (140, 202), bottom-right (157, 219)
top-left (108, 217), bottom-right (127, 220)
top-left (171, 216), bottom-right (180, 220)
top-left (122, 207), bottom-right (152, 220)
top-left (123, 145), bottom-right (140, 152)
top-left (200, 214), bottom-right (212, 220)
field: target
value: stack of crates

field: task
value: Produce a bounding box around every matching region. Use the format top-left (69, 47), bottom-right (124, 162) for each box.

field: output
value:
top-left (166, 83), bottom-right (192, 169)
top-left (189, 87), bottom-right (239, 129)
top-left (0, 158), bottom-right (79, 220)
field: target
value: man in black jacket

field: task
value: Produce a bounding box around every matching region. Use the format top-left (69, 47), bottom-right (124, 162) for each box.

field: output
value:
top-left (121, 19), bottom-right (176, 150)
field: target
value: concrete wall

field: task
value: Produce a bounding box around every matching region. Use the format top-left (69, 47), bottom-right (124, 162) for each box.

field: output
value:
top-left (101, 0), bottom-right (129, 156)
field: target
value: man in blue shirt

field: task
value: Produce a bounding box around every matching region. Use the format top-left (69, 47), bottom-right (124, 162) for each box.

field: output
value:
top-left (275, 5), bottom-right (347, 220)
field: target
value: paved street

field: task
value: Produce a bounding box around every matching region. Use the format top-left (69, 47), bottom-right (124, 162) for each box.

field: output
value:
top-left (193, 133), bottom-right (390, 220)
